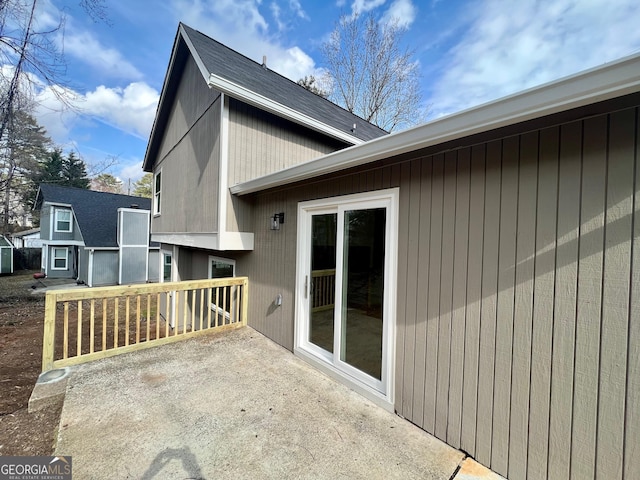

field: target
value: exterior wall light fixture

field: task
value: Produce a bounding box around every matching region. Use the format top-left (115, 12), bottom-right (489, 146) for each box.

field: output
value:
top-left (271, 212), bottom-right (285, 230)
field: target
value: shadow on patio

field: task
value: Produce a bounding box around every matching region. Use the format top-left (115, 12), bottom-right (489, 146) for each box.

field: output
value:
top-left (51, 326), bottom-right (501, 479)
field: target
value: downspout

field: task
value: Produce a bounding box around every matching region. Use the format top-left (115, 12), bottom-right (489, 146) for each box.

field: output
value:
top-left (88, 249), bottom-right (94, 288)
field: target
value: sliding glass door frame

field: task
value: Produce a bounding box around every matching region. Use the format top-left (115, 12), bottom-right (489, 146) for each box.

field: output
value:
top-left (294, 188), bottom-right (399, 410)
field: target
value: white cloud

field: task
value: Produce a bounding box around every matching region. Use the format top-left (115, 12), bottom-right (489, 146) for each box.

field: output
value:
top-left (33, 0), bottom-right (142, 81)
top-left (289, 0), bottom-right (308, 19)
top-left (119, 161), bottom-right (145, 184)
top-left (351, 0), bottom-right (387, 15)
top-left (33, 81), bottom-right (159, 142)
top-left (63, 31), bottom-right (143, 81)
top-left (170, 0), bottom-right (322, 82)
top-left (270, 2), bottom-right (286, 32)
top-left (428, 0), bottom-right (640, 118)
top-left (82, 83), bottom-right (159, 138)
top-left (381, 0), bottom-right (417, 28)
top-left (175, 0), bottom-right (268, 36)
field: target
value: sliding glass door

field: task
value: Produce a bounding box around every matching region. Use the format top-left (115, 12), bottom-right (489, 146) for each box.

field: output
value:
top-left (296, 190), bottom-right (398, 405)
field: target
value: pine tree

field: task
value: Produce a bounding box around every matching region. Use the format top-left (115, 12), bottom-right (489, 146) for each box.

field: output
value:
top-left (63, 152), bottom-right (90, 189)
top-left (0, 110), bottom-right (50, 231)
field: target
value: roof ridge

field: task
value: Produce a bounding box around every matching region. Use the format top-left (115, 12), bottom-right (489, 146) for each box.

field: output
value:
top-left (40, 183), bottom-right (149, 200)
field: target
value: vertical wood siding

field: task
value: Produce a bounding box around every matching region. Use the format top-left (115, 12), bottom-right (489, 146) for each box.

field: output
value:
top-left (226, 99), bottom-right (348, 233)
top-left (392, 107), bottom-right (639, 480)
top-left (92, 251), bottom-right (118, 286)
top-left (152, 55), bottom-right (221, 234)
top-left (227, 99), bottom-right (347, 185)
top-left (241, 104), bottom-right (638, 480)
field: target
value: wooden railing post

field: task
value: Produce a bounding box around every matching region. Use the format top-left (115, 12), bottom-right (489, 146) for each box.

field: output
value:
top-left (42, 291), bottom-right (57, 371)
top-left (241, 278), bottom-right (249, 326)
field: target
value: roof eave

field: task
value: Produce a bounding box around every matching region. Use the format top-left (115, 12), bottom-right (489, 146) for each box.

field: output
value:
top-left (230, 52), bottom-right (640, 195)
top-left (207, 73), bottom-right (364, 146)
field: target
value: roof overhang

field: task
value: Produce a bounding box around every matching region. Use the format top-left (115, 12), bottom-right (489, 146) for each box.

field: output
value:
top-left (144, 24), bottom-right (364, 172)
top-left (207, 73), bottom-right (364, 146)
top-left (175, 22), bottom-right (364, 146)
top-left (231, 51), bottom-right (640, 195)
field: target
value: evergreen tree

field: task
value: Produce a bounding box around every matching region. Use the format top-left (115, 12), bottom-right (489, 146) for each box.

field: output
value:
top-left (63, 152), bottom-right (90, 189)
top-left (38, 149), bottom-right (65, 185)
top-left (0, 110), bottom-right (50, 231)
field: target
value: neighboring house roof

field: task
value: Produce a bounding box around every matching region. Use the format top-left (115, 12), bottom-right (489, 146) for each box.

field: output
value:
top-left (10, 227), bottom-right (40, 238)
top-left (143, 23), bottom-right (387, 171)
top-left (231, 51), bottom-right (640, 195)
top-left (0, 235), bottom-right (13, 248)
top-left (35, 184), bottom-right (152, 248)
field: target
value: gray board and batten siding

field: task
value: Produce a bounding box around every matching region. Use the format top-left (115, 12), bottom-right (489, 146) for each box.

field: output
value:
top-left (233, 98), bottom-right (639, 480)
top-left (226, 97), bottom-right (349, 233)
top-left (149, 52), bottom-right (355, 237)
top-left (91, 251), bottom-right (119, 286)
top-left (152, 54), bottom-right (221, 235)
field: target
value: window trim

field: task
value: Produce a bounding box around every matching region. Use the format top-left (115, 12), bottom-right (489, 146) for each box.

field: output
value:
top-left (51, 247), bottom-right (68, 270)
top-left (153, 170), bottom-right (162, 216)
top-left (207, 255), bottom-right (235, 279)
top-left (54, 209), bottom-right (72, 233)
top-left (162, 252), bottom-right (172, 283)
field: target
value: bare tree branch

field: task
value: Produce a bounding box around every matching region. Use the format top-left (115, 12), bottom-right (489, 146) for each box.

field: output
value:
top-left (321, 12), bottom-right (427, 132)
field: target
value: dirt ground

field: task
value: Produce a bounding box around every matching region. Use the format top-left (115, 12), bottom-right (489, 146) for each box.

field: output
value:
top-left (0, 271), bottom-right (172, 456)
top-left (0, 270), bottom-right (61, 456)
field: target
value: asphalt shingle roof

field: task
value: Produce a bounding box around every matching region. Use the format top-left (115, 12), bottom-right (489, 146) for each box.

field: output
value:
top-left (144, 24), bottom-right (388, 172)
top-left (36, 184), bottom-right (152, 248)
top-left (181, 24), bottom-right (388, 143)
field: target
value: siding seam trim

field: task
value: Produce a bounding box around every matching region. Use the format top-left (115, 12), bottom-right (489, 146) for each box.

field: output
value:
top-left (545, 127), bottom-right (561, 480)
top-left (525, 131), bottom-right (541, 480)
top-left (568, 120), bottom-right (585, 480)
top-left (156, 92), bottom-right (221, 167)
top-left (593, 114), bottom-right (611, 479)
top-left (622, 106), bottom-right (638, 479)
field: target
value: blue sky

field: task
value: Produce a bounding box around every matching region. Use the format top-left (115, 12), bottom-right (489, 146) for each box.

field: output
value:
top-left (26, 0), bottom-right (640, 185)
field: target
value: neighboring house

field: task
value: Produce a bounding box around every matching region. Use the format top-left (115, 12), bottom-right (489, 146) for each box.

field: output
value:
top-left (35, 184), bottom-right (159, 286)
top-left (9, 228), bottom-right (43, 249)
top-left (144, 24), bottom-right (640, 480)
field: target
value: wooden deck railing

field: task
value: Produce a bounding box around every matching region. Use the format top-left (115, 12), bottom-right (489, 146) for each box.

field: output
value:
top-left (42, 277), bottom-right (248, 371)
top-left (311, 269), bottom-right (335, 312)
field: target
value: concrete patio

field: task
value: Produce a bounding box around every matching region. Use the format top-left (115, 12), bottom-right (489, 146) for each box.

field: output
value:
top-left (47, 326), bottom-right (503, 479)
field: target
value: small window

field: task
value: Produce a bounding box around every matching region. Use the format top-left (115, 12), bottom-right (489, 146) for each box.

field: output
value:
top-left (154, 171), bottom-right (161, 215)
top-left (163, 253), bottom-right (172, 282)
top-left (55, 209), bottom-right (72, 233)
top-left (208, 256), bottom-right (235, 321)
top-left (52, 247), bottom-right (68, 270)
top-left (209, 258), bottom-right (234, 279)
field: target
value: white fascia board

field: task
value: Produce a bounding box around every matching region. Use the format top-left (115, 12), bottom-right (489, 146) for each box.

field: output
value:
top-left (231, 52), bottom-right (640, 195)
top-left (219, 232), bottom-right (254, 251)
top-left (151, 233), bottom-right (220, 251)
top-left (207, 73), bottom-right (364, 146)
top-left (117, 207), bottom-right (150, 214)
top-left (151, 232), bottom-right (254, 252)
top-left (46, 201), bottom-right (73, 208)
top-left (46, 240), bottom-right (85, 247)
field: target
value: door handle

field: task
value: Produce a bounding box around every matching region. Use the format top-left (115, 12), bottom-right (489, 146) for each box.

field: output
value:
top-left (304, 275), bottom-right (308, 299)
